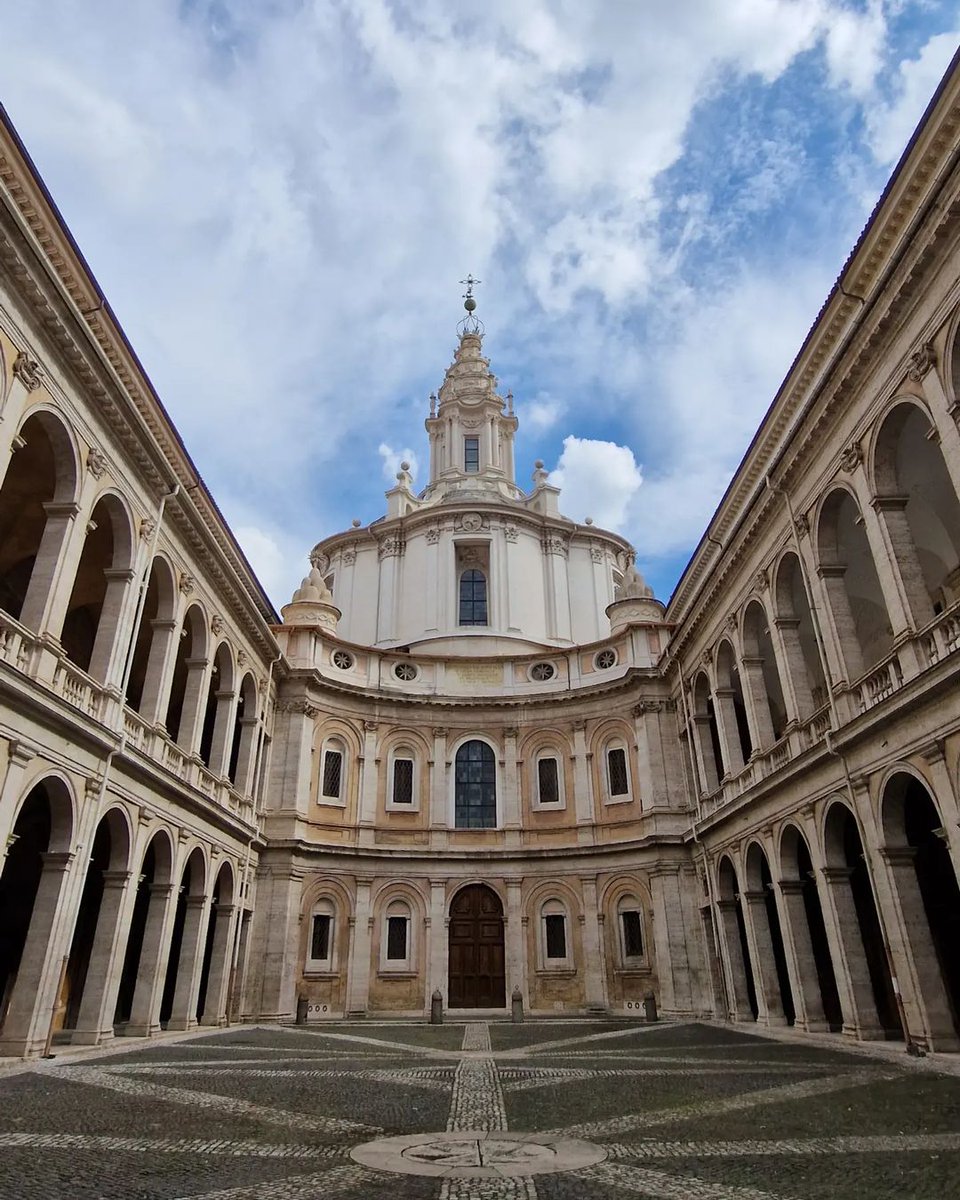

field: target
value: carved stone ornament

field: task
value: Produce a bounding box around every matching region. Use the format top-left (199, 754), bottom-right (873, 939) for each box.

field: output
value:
top-left (755, 568), bottom-right (769, 594)
top-left (140, 516), bottom-right (157, 541)
top-left (377, 535), bottom-right (404, 560)
top-left (341, 548), bottom-right (357, 566)
top-left (86, 447), bottom-right (108, 479)
top-left (907, 341), bottom-right (936, 382)
top-left (542, 534), bottom-right (569, 558)
top-left (726, 612), bottom-right (738, 632)
top-left (211, 614), bottom-right (225, 636)
top-left (461, 416), bottom-right (483, 430)
top-left (503, 524), bottom-right (519, 544)
top-left (178, 573), bottom-right (195, 596)
top-left (839, 440), bottom-right (863, 472)
top-left (12, 351), bottom-right (42, 392)
top-left (309, 551), bottom-right (330, 575)
top-left (277, 698), bottom-right (319, 718)
top-left (426, 526), bottom-right (441, 545)
top-left (460, 511), bottom-right (484, 532)
top-left (794, 512), bottom-right (810, 538)
top-left (590, 546), bottom-right (604, 564)
top-left (237, 649), bottom-right (247, 668)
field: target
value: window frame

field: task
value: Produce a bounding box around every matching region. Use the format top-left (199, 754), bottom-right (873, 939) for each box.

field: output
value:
top-left (538, 899), bottom-right (573, 971)
top-left (379, 899), bottom-right (414, 973)
top-left (464, 436), bottom-right (480, 473)
top-left (386, 747), bottom-right (419, 812)
top-left (451, 737), bottom-right (500, 829)
top-left (604, 741), bottom-right (632, 805)
top-left (617, 896), bottom-right (647, 967)
top-left (533, 751), bottom-right (565, 811)
top-left (318, 736), bottom-right (347, 807)
top-left (458, 567), bottom-right (488, 626)
top-left (305, 899), bottom-right (336, 974)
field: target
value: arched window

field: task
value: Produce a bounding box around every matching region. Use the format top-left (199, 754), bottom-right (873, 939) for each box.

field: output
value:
top-left (387, 746), bottom-right (418, 810)
top-left (319, 737), bottom-right (347, 804)
top-left (534, 751), bottom-right (563, 809)
top-left (459, 569), bottom-right (488, 626)
top-left (604, 740), bottom-right (631, 802)
top-left (454, 740), bottom-right (497, 828)
top-left (540, 899), bottom-right (571, 968)
top-left (617, 895), bottom-right (646, 965)
top-left (306, 899), bottom-right (335, 971)
top-left (380, 898), bottom-right (412, 971)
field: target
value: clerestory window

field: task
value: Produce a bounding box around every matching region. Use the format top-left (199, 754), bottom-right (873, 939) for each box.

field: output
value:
top-left (459, 568), bottom-right (488, 626)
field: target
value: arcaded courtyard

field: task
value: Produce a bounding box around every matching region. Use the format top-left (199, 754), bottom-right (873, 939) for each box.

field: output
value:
top-left (1, 1021), bottom-right (959, 1198)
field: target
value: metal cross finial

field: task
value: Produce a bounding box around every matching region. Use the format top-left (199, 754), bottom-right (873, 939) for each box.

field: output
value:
top-left (460, 275), bottom-right (481, 299)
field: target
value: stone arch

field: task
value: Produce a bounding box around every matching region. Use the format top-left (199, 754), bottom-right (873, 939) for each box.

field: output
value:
top-left (773, 550), bottom-right (826, 717)
top-left (714, 854), bottom-right (758, 1021)
top-left (741, 599), bottom-right (788, 745)
top-left (159, 844), bottom-right (210, 1029)
top-left (228, 671), bottom-right (260, 789)
top-left (715, 638), bottom-right (751, 770)
top-left (743, 839), bottom-right (795, 1025)
top-left (125, 554), bottom-right (178, 716)
top-left (816, 486), bottom-right (893, 678)
top-left (164, 603), bottom-right (209, 748)
top-left (199, 640), bottom-right (237, 773)
top-left (0, 408), bottom-right (80, 628)
top-left (197, 859), bottom-right (237, 1026)
top-left (691, 669), bottom-right (722, 792)
top-left (871, 399), bottom-right (960, 623)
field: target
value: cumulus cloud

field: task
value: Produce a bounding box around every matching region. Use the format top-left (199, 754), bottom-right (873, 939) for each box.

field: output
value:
top-left (550, 436), bottom-right (643, 530)
top-left (523, 393), bottom-right (565, 434)
top-left (867, 30), bottom-right (960, 165)
top-left (378, 444), bottom-right (420, 485)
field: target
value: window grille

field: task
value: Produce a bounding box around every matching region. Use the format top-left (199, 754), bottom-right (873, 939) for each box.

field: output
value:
top-left (392, 758), bottom-right (414, 805)
top-left (321, 750), bottom-right (343, 799)
top-left (459, 569), bottom-right (488, 626)
top-left (537, 757), bottom-right (560, 805)
top-left (607, 747), bottom-right (629, 796)
top-left (454, 740), bottom-right (497, 828)
top-left (464, 437), bottom-right (480, 473)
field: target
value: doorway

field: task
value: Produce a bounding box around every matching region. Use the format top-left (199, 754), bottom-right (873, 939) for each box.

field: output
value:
top-left (447, 884), bottom-right (505, 1008)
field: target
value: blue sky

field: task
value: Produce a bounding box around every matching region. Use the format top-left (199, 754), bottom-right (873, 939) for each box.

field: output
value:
top-left (2, 1), bottom-right (958, 605)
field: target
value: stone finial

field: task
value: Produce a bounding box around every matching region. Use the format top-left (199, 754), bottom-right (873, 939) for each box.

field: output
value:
top-left (615, 563), bottom-right (654, 601)
top-left (532, 459), bottom-right (549, 487)
top-left (396, 461), bottom-right (414, 490)
top-left (281, 565), bottom-right (341, 632)
top-left (606, 560), bottom-right (664, 635)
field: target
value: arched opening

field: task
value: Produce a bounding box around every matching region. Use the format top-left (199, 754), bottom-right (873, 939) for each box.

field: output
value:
top-left (691, 672), bottom-right (722, 792)
top-left (0, 779), bottom-right (74, 1044)
top-left (873, 403), bottom-right (960, 623)
top-left (120, 830), bottom-right (175, 1037)
top-left (160, 847), bottom-right (208, 1029)
top-left (62, 808), bottom-right (131, 1037)
top-left (458, 568), bottom-right (488, 626)
top-left (780, 825), bottom-right (842, 1031)
top-left (447, 883), bottom-right (505, 1008)
top-left (716, 857), bottom-right (758, 1021)
top-left (199, 642), bottom-right (235, 773)
top-left (164, 605), bottom-right (208, 749)
top-left (229, 673), bottom-right (258, 787)
top-left (774, 553), bottom-right (826, 717)
top-left (744, 843), bottom-right (795, 1025)
top-left (197, 864), bottom-right (232, 1022)
top-left (742, 601), bottom-right (788, 745)
top-left (60, 494), bottom-right (134, 680)
top-left (817, 489), bottom-right (893, 678)
top-left (454, 740), bottom-right (497, 828)
top-left (124, 557), bottom-right (178, 715)
top-left (0, 411), bottom-right (77, 627)
top-left (823, 802), bottom-right (899, 1038)
top-left (715, 641), bottom-right (752, 770)
top-left (115, 838), bottom-right (157, 1026)
top-left (882, 773), bottom-right (960, 1039)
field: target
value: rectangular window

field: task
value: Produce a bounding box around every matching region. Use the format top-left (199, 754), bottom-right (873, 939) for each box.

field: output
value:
top-left (537, 757), bottom-right (560, 805)
top-left (621, 910), bottom-right (644, 958)
top-left (386, 916), bottom-right (408, 961)
top-left (392, 758), bottom-right (414, 805)
top-left (464, 436), bottom-right (480, 473)
top-left (607, 747), bottom-right (629, 796)
top-left (311, 914), bottom-right (331, 962)
top-left (321, 750), bottom-right (343, 799)
top-left (544, 913), bottom-right (567, 961)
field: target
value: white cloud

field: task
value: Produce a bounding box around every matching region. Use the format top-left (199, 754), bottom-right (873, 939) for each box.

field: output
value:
top-left (550, 436), bottom-right (643, 530)
top-left (378, 444), bottom-right (420, 485)
top-left (867, 30), bottom-right (960, 165)
top-left (233, 524), bottom-right (301, 608)
top-left (523, 394), bottom-right (565, 434)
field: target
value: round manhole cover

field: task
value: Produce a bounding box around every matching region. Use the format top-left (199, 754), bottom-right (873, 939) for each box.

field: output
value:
top-left (351, 1131), bottom-right (607, 1178)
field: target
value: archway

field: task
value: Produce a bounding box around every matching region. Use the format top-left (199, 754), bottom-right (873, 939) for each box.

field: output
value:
top-left (774, 553), bottom-right (826, 717)
top-left (780, 825), bottom-right (842, 1031)
top-left (124, 557), bottom-right (178, 717)
top-left (164, 605), bottom-right (208, 750)
top-left (160, 846), bottom-right (208, 1029)
top-left (447, 884), bottom-right (505, 1008)
top-left (121, 830), bottom-right (175, 1037)
top-left (715, 640), bottom-right (752, 770)
top-left (742, 601), bottom-right (788, 745)
top-left (691, 672), bottom-right (722, 792)
top-left (716, 857), bottom-right (757, 1021)
top-left (882, 773), bottom-right (960, 1040)
top-left (744, 843), bottom-right (795, 1025)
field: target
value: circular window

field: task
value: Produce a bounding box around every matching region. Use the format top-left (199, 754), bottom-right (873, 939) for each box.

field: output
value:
top-left (594, 648), bottom-right (617, 670)
top-left (331, 649), bottom-right (354, 670)
top-left (529, 662), bottom-right (556, 682)
top-left (393, 662), bottom-right (418, 682)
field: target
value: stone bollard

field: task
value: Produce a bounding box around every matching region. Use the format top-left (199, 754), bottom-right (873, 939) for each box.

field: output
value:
top-left (511, 985), bottom-right (524, 1023)
top-left (296, 995), bottom-right (308, 1025)
top-left (642, 990), bottom-right (658, 1022)
top-left (430, 988), bottom-right (444, 1024)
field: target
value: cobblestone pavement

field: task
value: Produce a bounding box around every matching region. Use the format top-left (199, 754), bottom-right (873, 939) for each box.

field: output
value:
top-left (1, 1020), bottom-right (959, 1198)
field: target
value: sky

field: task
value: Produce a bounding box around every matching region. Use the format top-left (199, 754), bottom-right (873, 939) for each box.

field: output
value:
top-left (2, 1), bottom-right (959, 607)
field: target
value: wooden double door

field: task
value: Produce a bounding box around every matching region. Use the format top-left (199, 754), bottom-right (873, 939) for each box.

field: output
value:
top-left (447, 884), bottom-right (506, 1008)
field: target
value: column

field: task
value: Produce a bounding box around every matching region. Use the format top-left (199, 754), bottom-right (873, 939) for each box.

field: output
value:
top-left (773, 617), bottom-right (814, 719)
top-left (200, 903), bottom-right (237, 1026)
top-left (870, 495), bottom-right (931, 631)
top-left (166, 894), bottom-right (210, 1031)
top-left (430, 727), bottom-right (448, 832)
top-left (580, 878), bottom-right (606, 1011)
top-left (346, 880), bottom-right (373, 1016)
top-left (137, 619), bottom-right (178, 724)
top-left (427, 880), bottom-right (447, 1006)
top-left (741, 891), bottom-right (785, 1026)
top-left (505, 879), bottom-right (526, 1005)
top-left (775, 880), bottom-right (827, 1031)
top-left (357, 722), bottom-right (379, 844)
top-left (816, 565), bottom-right (863, 683)
top-left (0, 850), bottom-right (76, 1056)
top-left (739, 656), bottom-right (775, 750)
top-left (253, 868), bottom-right (302, 1021)
top-left (571, 720), bottom-right (594, 826)
top-left (232, 715), bottom-right (260, 795)
top-left (818, 866), bottom-right (884, 1040)
top-left (176, 657), bottom-right (210, 754)
top-left (850, 472), bottom-right (914, 639)
top-left (692, 715), bottom-right (720, 793)
top-left (88, 567), bottom-right (136, 686)
top-left (208, 688), bottom-right (238, 777)
top-left (712, 689), bottom-right (744, 776)
top-left (0, 743), bottom-right (37, 847)
top-left (919, 364), bottom-right (960, 492)
top-left (716, 899), bottom-right (752, 1021)
top-left (71, 869), bottom-right (135, 1044)
top-left (502, 727), bottom-right (520, 833)
top-left (123, 882), bottom-right (175, 1036)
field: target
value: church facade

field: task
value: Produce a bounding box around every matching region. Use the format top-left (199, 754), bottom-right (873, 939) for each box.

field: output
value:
top-left (1, 54), bottom-right (960, 1057)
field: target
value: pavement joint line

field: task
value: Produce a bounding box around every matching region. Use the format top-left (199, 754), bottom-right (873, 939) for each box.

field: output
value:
top-left (48, 1064), bottom-right (382, 1136)
top-left (110, 1065), bottom-right (454, 1090)
top-left (601, 1132), bottom-right (960, 1158)
top-left (515, 1021), bottom-right (695, 1057)
top-left (580, 1161), bottom-right (793, 1199)
top-left (498, 1065), bottom-right (842, 1092)
top-left (462, 1022), bottom-right (493, 1052)
top-left (172, 1164), bottom-right (379, 1199)
top-left (0, 1132), bottom-right (351, 1159)
top-left (439, 1178), bottom-right (540, 1199)
top-left (546, 1068), bottom-right (896, 1139)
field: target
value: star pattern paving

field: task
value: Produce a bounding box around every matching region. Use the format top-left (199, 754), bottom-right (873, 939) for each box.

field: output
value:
top-left (0, 1020), bottom-right (959, 1198)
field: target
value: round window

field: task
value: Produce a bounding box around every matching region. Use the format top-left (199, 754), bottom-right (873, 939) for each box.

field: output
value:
top-left (393, 662), bottom-right (418, 682)
top-left (331, 649), bottom-right (354, 670)
top-left (529, 661), bottom-right (556, 682)
top-left (594, 648), bottom-right (617, 670)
